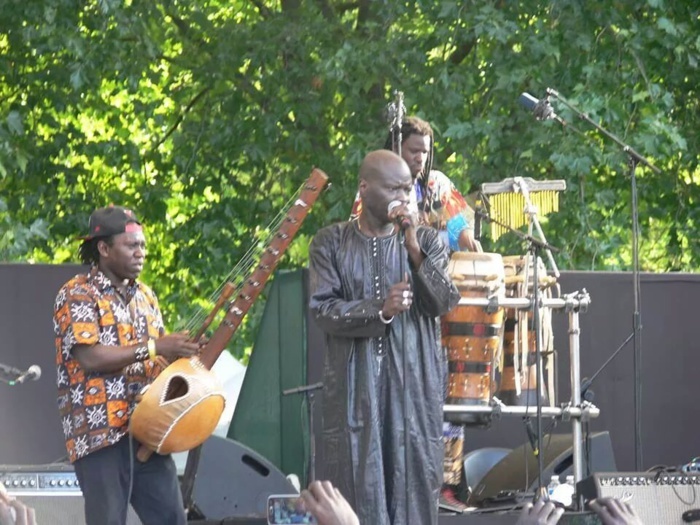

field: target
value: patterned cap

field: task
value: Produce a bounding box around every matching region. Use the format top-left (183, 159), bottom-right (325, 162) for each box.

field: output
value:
top-left (80, 205), bottom-right (142, 240)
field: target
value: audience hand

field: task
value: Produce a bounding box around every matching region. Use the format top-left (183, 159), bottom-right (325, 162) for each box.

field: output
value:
top-left (301, 480), bottom-right (359, 525)
top-left (0, 487), bottom-right (37, 525)
top-left (589, 497), bottom-right (644, 525)
top-left (515, 499), bottom-right (564, 525)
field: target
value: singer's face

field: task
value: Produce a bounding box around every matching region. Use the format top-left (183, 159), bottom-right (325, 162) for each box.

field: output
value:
top-left (401, 134), bottom-right (430, 178)
top-left (361, 161), bottom-right (412, 222)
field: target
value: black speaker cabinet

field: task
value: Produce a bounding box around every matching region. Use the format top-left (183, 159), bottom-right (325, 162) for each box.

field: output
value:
top-left (191, 435), bottom-right (297, 519)
top-left (578, 472), bottom-right (700, 524)
top-left (0, 464), bottom-right (141, 524)
top-left (469, 431), bottom-right (617, 505)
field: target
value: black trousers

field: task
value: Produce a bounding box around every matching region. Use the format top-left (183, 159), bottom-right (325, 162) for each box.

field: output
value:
top-left (73, 436), bottom-right (186, 525)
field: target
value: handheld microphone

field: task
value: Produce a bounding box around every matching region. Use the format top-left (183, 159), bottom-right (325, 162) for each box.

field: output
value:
top-left (387, 200), bottom-right (411, 230)
top-left (12, 365), bottom-right (42, 384)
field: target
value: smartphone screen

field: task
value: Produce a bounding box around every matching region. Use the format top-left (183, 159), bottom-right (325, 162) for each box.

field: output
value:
top-left (267, 494), bottom-right (317, 524)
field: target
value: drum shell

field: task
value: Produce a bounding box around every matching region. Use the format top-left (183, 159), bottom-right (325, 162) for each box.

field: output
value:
top-left (442, 252), bottom-right (505, 425)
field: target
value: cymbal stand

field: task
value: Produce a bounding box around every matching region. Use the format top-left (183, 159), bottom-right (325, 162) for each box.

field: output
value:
top-left (511, 178), bottom-right (558, 407)
top-left (511, 176), bottom-right (560, 279)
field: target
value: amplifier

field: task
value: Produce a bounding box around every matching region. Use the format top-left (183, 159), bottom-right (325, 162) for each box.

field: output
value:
top-left (577, 472), bottom-right (700, 524)
top-left (0, 464), bottom-right (141, 525)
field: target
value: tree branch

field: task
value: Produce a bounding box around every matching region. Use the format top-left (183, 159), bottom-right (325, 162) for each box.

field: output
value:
top-left (449, 39), bottom-right (477, 66)
top-left (153, 86), bottom-right (211, 150)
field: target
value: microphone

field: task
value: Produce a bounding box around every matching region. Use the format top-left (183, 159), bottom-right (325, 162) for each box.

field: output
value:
top-left (683, 509), bottom-right (700, 522)
top-left (519, 92), bottom-right (567, 126)
top-left (387, 200), bottom-right (411, 230)
top-left (12, 365), bottom-right (42, 384)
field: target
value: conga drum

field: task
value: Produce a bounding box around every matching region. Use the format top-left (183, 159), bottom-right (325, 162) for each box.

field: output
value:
top-left (498, 255), bottom-right (555, 406)
top-left (441, 252), bottom-right (505, 425)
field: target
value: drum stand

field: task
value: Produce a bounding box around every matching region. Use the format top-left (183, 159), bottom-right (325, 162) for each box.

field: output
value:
top-left (468, 177), bottom-right (596, 508)
top-left (444, 290), bottom-right (594, 508)
top-left (445, 203), bottom-right (594, 508)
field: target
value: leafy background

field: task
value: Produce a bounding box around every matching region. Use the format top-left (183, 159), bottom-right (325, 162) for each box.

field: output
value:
top-left (1, 0), bottom-right (698, 361)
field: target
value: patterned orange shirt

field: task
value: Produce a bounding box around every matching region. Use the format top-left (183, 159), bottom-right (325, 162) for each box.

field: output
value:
top-left (54, 268), bottom-right (165, 462)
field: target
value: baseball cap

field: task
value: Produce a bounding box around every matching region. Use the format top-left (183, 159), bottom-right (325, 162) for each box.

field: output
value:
top-left (79, 205), bottom-right (142, 240)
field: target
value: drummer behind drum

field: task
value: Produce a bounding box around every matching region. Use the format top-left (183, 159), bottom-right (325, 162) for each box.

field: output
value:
top-left (349, 115), bottom-right (481, 509)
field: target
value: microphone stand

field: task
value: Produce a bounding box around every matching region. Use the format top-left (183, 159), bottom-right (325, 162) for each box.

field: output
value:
top-left (397, 225), bottom-right (411, 523)
top-left (546, 87), bottom-right (661, 471)
top-left (0, 362), bottom-right (23, 385)
top-left (478, 208), bottom-right (560, 500)
top-left (282, 382), bottom-right (324, 484)
top-left (580, 333), bottom-right (634, 403)
top-left (386, 89), bottom-right (411, 524)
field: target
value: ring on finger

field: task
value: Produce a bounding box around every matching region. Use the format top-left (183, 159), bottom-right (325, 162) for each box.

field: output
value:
top-left (402, 298), bottom-right (409, 306)
top-left (402, 290), bottom-right (409, 299)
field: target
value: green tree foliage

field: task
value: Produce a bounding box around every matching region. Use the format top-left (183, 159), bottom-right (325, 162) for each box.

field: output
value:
top-left (1, 0), bottom-right (698, 359)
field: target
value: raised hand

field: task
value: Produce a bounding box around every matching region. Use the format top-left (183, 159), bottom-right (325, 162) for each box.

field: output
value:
top-left (301, 480), bottom-right (359, 525)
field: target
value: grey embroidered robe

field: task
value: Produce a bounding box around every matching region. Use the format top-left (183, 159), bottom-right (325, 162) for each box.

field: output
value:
top-left (309, 221), bottom-right (459, 525)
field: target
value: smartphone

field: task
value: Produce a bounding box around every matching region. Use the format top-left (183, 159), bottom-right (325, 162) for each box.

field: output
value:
top-left (267, 494), bottom-right (317, 524)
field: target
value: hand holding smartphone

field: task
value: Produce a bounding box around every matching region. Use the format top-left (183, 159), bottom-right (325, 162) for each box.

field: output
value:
top-left (267, 494), bottom-right (317, 524)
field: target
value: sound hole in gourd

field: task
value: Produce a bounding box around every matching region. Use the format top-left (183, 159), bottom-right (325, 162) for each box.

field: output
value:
top-left (164, 376), bottom-right (189, 402)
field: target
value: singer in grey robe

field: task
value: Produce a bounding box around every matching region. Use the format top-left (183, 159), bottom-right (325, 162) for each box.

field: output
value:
top-left (309, 150), bottom-right (459, 525)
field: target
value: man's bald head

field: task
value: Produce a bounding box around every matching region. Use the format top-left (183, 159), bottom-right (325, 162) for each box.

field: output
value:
top-left (357, 150), bottom-right (412, 227)
top-left (359, 150), bottom-right (409, 184)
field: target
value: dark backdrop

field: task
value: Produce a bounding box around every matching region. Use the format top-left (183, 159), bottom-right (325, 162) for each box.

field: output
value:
top-left (0, 264), bottom-right (83, 465)
top-left (1, 266), bottom-right (699, 476)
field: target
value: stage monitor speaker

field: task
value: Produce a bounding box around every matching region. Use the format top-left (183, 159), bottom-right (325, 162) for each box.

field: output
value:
top-left (0, 464), bottom-right (141, 524)
top-left (468, 431), bottom-right (617, 505)
top-left (578, 472), bottom-right (700, 524)
top-left (192, 435), bottom-right (297, 519)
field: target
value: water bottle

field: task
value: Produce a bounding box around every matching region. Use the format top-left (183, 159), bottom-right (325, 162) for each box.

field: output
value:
top-left (551, 475), bottom-right (575, 507)
top-left (547, 475), bottom-right (561, 497)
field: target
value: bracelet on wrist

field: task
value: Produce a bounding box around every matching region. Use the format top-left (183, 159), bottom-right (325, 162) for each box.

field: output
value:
top-left (147, 339), bottom-right (157, 360)
top-left (134, 345), bottom-right (149, 362)
top-left (379, 310), bottom-right (394, 324)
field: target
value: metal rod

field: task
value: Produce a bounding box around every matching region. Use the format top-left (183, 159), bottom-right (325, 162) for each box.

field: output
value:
top-left (442, 404), bottom-right (599, 418)
top-left (532, 246), bottom-right (545, 499)
top-left (456, 296), bottom-right (589, 309)
top-left (569, 308), bottom-right (584, 509)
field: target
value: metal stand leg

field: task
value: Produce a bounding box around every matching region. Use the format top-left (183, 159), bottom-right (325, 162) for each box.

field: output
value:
top-left (566, 291), bottom-right (590, 510)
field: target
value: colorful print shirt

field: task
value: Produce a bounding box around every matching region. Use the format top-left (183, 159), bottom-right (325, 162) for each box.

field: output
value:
top-left (350, 169), bottom-right (473, 251)
top-left (53, 268), bottom-right (165, 462)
